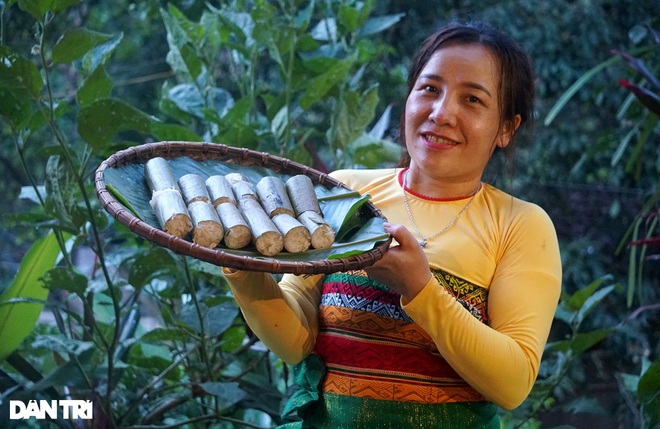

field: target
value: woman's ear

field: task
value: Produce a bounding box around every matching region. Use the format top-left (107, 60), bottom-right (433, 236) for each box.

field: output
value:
top-left (497, 114), bottom-right (522, 148)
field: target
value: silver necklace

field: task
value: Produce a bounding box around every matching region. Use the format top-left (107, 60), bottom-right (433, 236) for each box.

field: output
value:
top-left (402, 170), bottom-right (480, 248)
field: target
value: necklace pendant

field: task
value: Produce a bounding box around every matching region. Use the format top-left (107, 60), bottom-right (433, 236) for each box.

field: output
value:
top-left (420, 240), bottom-right (427, 248)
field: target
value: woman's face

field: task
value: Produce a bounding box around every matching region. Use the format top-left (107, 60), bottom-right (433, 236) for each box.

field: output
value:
top-left (404, 44), bottom-right (517, 186)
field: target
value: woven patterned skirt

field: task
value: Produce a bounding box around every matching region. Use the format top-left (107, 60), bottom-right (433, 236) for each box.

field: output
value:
top-left (276, 270), bottom-right (499, 429)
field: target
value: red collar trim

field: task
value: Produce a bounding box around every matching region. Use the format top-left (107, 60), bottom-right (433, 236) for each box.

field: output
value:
top-left (398, 168), bottom-right (481, 202)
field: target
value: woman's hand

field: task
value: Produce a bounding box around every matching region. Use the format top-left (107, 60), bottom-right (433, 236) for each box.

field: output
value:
top-left (364, 223), bottom-right (432, 302)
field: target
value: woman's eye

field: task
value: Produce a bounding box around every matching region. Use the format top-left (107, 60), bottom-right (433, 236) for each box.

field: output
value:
top-left (468, 95), bottom-right (481, 103)
top-left (423, 85), bottom-right (437, 93)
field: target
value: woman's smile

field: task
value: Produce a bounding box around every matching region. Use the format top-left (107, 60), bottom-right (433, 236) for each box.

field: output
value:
top-left (422, 133), bottom-right (460, 147)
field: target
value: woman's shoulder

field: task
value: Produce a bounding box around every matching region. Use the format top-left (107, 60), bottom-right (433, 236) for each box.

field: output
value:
top-left (481, 183), bottom-right (555, 228)
top-left (330, 168), bottom-right (399, 192)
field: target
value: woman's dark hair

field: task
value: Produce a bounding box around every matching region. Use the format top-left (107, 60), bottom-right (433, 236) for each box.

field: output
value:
top-left (399, 21), bottom-right (535, 166)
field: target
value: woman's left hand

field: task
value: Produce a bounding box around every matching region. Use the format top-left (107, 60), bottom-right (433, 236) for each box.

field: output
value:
top-left (364, 223), bottom-right (432, 301)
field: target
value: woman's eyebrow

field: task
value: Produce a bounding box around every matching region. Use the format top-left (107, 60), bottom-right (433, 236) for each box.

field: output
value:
top-left (419, 73), bottom-right (493, 99)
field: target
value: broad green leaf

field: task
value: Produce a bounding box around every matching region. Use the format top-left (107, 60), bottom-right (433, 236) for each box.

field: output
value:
top-left (161, 6), bottom-right (204, 80)
top-left (358, 13), bottom-right (405, 36)
top-left (127, 343), bottom-right (173, 374)
top-left (151, 121), bottom-right (202, 143)
top-left (638, 360), bottom-right (660, 427)
top-left (199, 12), bottom-right (223, 63)
top-left (31, 335), bottom-right (94, 355)
top-left (300, 58), bottom-right (354, 110)
top-left (140, 327), bottom-right (192, 343)
top-left (330, 86), bottom-right (379, 150)
top-left (349, 136), bottom-right (402, 168)
top-left (179, 301), bottom-right (239, 337)
top-left (213, 10), bottom-right (253, 49)
top-left (301, 54), bottom-right (342, 74)
top-left (546, 328), bottom-right (614, 354)
top-left (252, 0), bottom-right (285, 66)
top-left (638, 360), bottom-right (660, 403)
top-left (0, 232), bottom-right (64, 362)
top-left (293, 1), bottom-right (314, 31)
top-left (77, 65), bottom-right (113, 107)
top-left (77, 99), bottom-right (151, 148)
top-left (199, 381), bottom-right (247, 408)
top-left (26, 350), bottom-right (104, 392)
top-left (565, 274), bottom-right (613, 312)
top-left (166, 83), bottom-right (205, 117)
top-left (52, 28), bottom-right (114, 65)
top-left (0, 87), bottom-right (32, 128)
top-left (128, 247), bottom-right (179, 290)
top-left (0, 46), bottom-right (43, 98)
top-left (17, 0), bottom-right (81, 19)
top-left (575, 284), bottom-right (616, 325)
top-left (213, 121), bottom-right (260, 149)
top-left (101, 155), bottom-right (389, 265)
top-left (167, 4), bottom-right (205, 47)
top-left (338, 5), bottom-right (360, 32)
top-left (82, 33), bottom-right (123, 73)
top-left (41, 267), bottom-right (88, 296)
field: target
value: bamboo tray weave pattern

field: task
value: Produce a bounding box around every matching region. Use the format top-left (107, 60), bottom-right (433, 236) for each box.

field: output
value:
top-left (95, 141), bottom-right (391, 275)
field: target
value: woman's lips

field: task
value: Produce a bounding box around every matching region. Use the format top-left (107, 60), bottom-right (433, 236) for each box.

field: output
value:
top-left (422, 133), bottom-right (459, 147)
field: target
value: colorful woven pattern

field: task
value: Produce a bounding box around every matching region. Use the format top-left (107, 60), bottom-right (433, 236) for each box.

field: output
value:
top-left (314, 270), bottom-right (487, 404)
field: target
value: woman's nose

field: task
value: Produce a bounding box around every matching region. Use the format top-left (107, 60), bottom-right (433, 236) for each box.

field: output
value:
top-left (428, 95), bottom-right (457, 126)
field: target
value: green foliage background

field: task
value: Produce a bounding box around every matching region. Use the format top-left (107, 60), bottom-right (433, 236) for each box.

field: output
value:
top-left (0, 0), bottom-right (658, 428)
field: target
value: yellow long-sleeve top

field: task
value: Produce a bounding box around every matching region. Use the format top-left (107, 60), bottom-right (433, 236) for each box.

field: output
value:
top-left (224, 168), bottom-right (562, 413)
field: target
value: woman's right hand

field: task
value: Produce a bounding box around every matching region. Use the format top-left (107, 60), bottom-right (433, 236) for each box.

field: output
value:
top-left (364, 222), bottom-right (433, 302)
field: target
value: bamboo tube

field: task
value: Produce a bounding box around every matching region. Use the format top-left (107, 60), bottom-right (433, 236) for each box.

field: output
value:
top-left (285, 175), bottom-right (335, 249)
top-left (298, 211), bottom-right (335, 249)
top-left (237, 196), bottom-right (283, 257)
top-left (272, 213), bottom-right (311, 253)
top-left (230, 179), bottom-right (256, 201)
top-left (286, 175), bottom-right (322, 215)
top-left (178, 173), bottom-right (210, 205)
top-left (149, 189), bottom-right (193, 238)
top-left (188, 200), bottom-right (224, 248)
top-left (256, 176), bottom-right (295, 217)
top-left (215, 202), bottom-right (251, 249)
top-left (206, 175), bottom-right (235, 206)
top-left (144, 157), bottom-right (179, 192)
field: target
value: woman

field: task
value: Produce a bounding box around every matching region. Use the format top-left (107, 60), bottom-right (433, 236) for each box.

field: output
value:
top-left (223, 21), bottom-right (562, 429)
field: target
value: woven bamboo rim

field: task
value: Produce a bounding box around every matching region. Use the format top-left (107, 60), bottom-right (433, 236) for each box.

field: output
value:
top-left (94, 141), bottom-right (391, 275)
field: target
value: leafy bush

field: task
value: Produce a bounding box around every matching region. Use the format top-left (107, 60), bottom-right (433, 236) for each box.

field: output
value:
top-left (0, 1), bottom-right (402, 427)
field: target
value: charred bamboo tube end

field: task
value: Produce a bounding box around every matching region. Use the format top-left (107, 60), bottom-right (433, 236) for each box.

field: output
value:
top-left (149, 189), bottom-right (192, 238)
top-left (272, 213), bottom-right (312, 253)
top-left (254, 230), bottom-right (285, 257)
top-left (298, 211), bottom-right (335, 249)
top-left (238, 197), bottom-right (283, 256)
top-left (215, 202), bottom-right (251, 249)
top-left (188, 200), bottom-right (224, 248)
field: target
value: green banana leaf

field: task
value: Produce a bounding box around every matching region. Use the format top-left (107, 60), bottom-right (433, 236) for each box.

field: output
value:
top-left (102, 156), bottom-right (389, 263)
top-left (0, 232), bottom-right (64, 362)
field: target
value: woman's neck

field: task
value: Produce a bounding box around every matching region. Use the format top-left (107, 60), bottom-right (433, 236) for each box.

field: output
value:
top-left (399, 167), bottom-right (482, 201)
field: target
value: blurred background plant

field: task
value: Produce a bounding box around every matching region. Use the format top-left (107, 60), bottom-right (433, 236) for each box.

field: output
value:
top-left (0, 0), bottom-right (658, 428)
